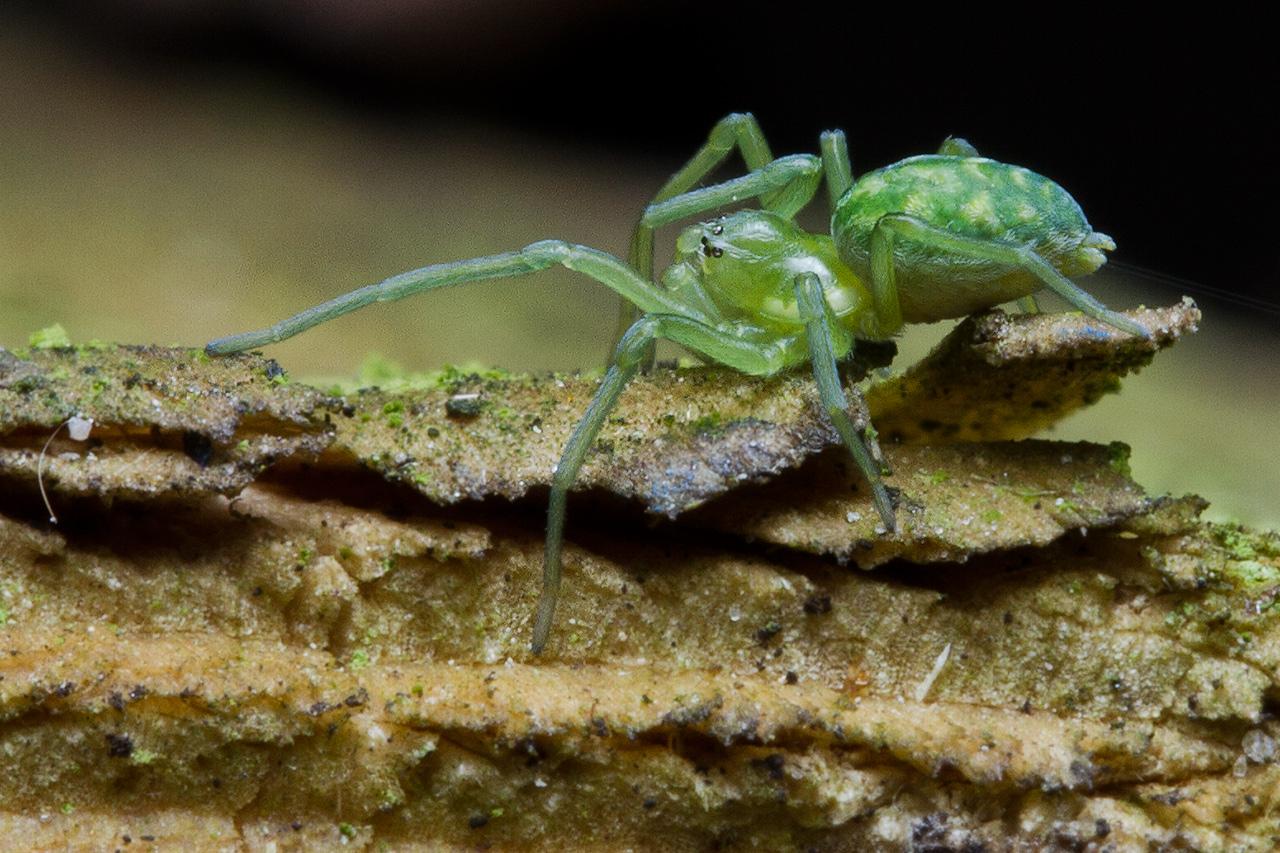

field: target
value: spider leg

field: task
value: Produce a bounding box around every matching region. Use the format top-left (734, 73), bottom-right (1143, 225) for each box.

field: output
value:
top-left (205, 241), bottom-right (705, 355)
top-left (870, 214), bottom-right (1149, 338)
top-left (793, 274), bottom-right (897, 533)
top-left (937, 136), bottom-right (980, 157)
top-left (1016, 294), bottom-right (1043, 314)
top-left (860, 218), bottom-right (906, 335)
top-left (639, 154), bottom-right (822, 232)
top-left (533, 313), bottom-right (790, 653)
top-left (610, 153), bottom-right (828, 359)
top-left (629, 113), bottom-right (779, 282)
top-left (819, 130), bottom-right (853, 212)
top-left (617, 113), bottom-right (779, 361)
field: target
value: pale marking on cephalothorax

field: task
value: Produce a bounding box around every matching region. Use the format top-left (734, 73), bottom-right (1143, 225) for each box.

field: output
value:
top-left (824, 284), bottom-right (855, 316)
top-left (1010, 168), bottom-right (1030, 188)
top-left (761, 295), bottom-right (799, 320)
top-left (762, 284), bottom-right (855, 323)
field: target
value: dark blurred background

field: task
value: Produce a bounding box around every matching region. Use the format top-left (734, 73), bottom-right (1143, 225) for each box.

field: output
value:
top-left (15, 1), bottom-right (1277, 291)
top-left (1, 2), bottom-right (1276, 525)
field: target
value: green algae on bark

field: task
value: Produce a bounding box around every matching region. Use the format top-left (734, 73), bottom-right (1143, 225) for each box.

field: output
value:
top-left (1, 303), bottom-right (1190, 516)
top-left (0, 343), bottom-right (335, 500)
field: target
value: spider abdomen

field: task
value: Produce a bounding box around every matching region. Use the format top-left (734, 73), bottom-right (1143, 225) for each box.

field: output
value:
top-left (831, 155), bottom-right (1114, 322)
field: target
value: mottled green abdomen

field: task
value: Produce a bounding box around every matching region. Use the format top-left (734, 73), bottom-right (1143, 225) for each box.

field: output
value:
top-left (831, 155), bottom-right (1113, 322)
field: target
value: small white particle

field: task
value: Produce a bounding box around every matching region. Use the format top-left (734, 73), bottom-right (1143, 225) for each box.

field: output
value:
top-left (1233, 755), bottom-right (1249, 777)
top-left (913, 642), bottom-right (952, 703)
top-left (1060, 454), bottom-right (1073, 464)
top-left (1243, 729), bottom-right (1277, 763)
top-left (534, 777), bottom-right (548, 788)
top-left (728, 605), bottom-right (742, 622)
top-left (846, 511), bottom-right (861, 524)
top-left (874, 524), bottom-right (887, 535)
top-left (67, 415), bottom-right (93, 441)
top-left (1054, 497), bottom-right (1065, 507)
top-left (1044, 662), bottom-right (1054, 672)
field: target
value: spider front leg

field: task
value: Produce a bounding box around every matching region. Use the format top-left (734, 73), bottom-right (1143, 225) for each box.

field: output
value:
top-left (533, 313), bottom-right (788, 653)
top-left (793, 274), bottom-right (897, 533)
top-left (205, 241), bottom-right (701, 355)
top-left (615, 113), bottom-right (781, 359)
top-left (629, 113), bottom-right (779, 281)
top-left (610, 151), bottom-right (828, 362)
top-left (869, 214), bottom-right (1150, 338)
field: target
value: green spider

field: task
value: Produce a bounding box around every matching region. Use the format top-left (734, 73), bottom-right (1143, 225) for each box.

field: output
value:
top-left (206, 113), bottom-right (1148, 653)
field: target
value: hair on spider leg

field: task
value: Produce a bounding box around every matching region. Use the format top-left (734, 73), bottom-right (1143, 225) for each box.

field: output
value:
top-left (37, 414), bottom-right (94, 524)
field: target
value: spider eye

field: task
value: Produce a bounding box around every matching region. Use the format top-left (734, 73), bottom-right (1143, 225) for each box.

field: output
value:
top-left (711, 246), bottom-right (723, 258)
top-left (711, 224), bottom-right (724, 236)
